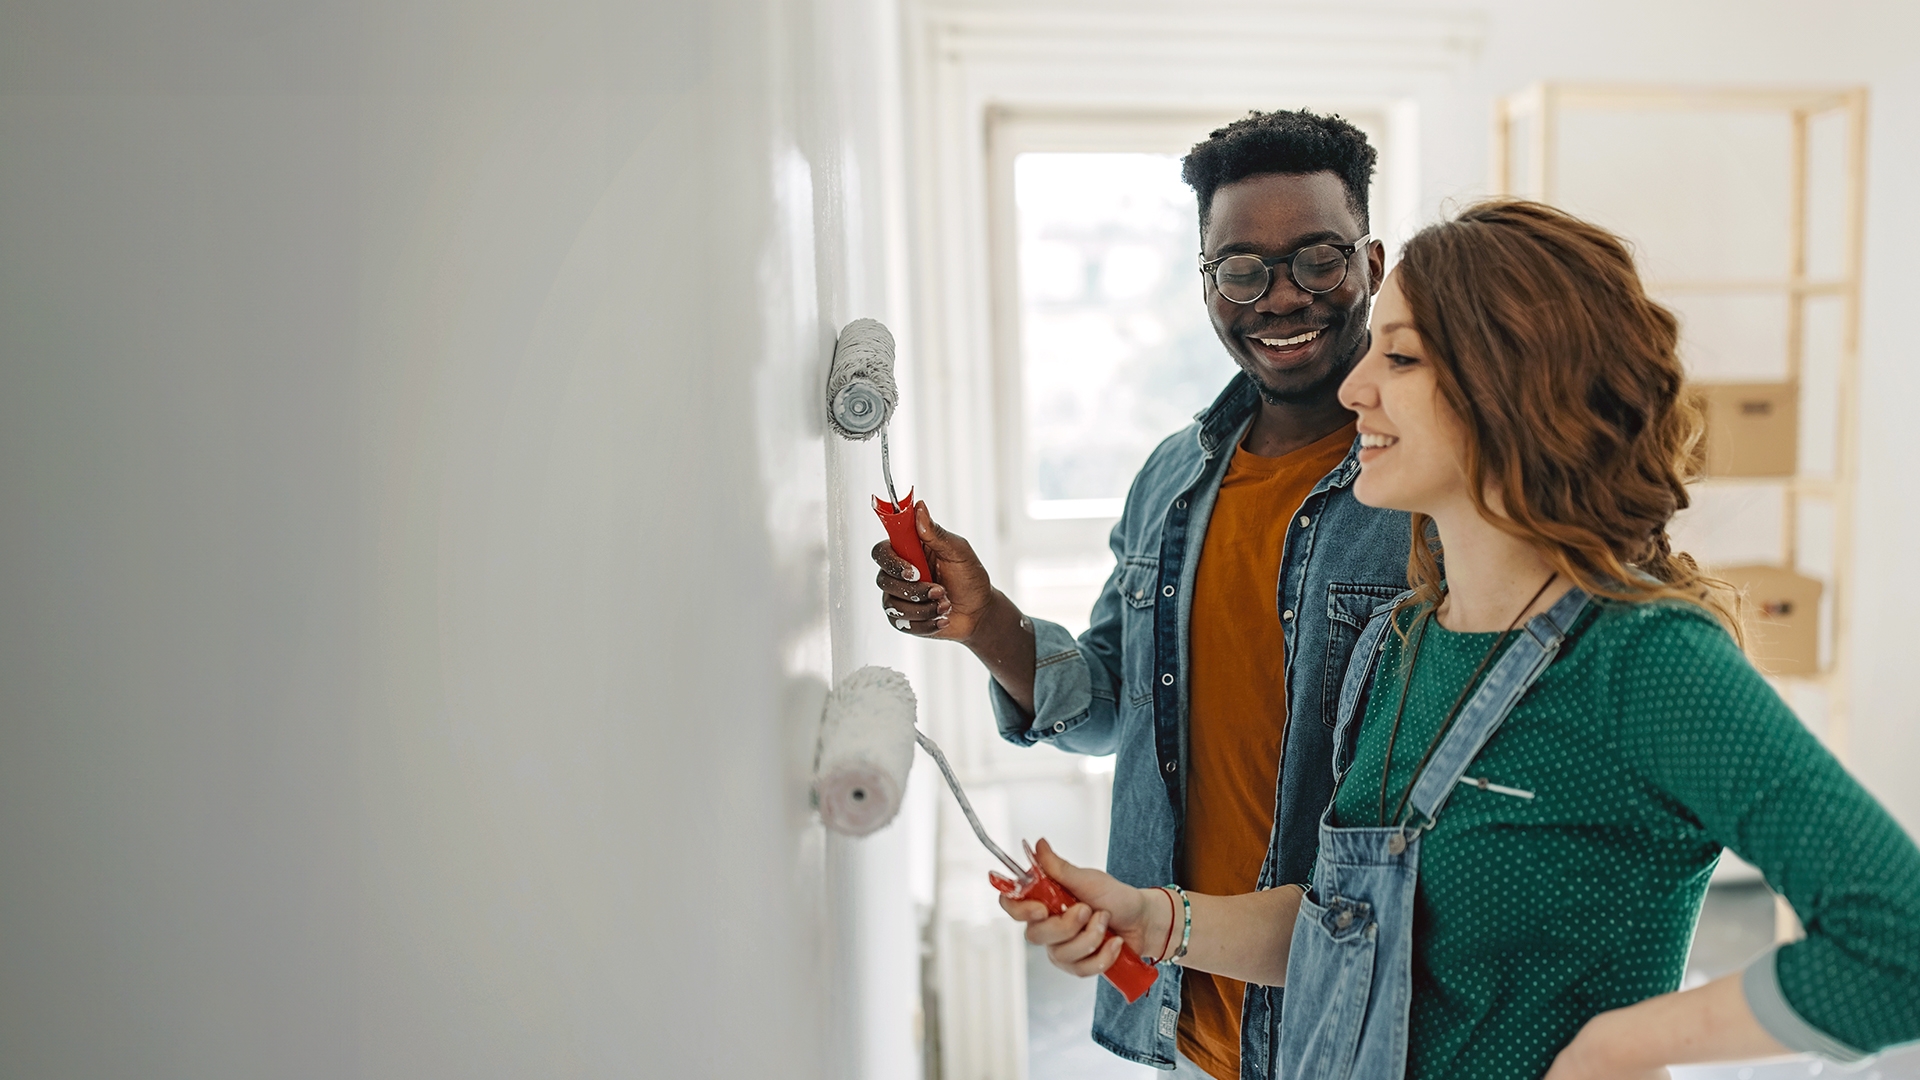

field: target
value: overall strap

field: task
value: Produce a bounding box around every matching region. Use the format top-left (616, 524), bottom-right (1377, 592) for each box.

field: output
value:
top-left (1330, 589), bottom-right (1419, 785)
top-left (1403, 587), bottom-right (1591, 827)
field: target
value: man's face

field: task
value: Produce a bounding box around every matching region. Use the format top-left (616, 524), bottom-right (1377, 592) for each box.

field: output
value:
top-left (1200, 171), bottom-right (1385, 404)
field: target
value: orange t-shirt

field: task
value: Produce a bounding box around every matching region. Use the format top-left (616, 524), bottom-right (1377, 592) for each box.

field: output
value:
top-left (1177, 422), bottom-right (1356, 1080)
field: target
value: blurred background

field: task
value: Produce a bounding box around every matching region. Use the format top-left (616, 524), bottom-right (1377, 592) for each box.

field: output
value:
top-left (1, 1), bottom-right (1915, 1078)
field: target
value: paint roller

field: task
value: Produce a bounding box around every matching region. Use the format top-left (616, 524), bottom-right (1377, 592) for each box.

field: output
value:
top-left (825, 319), bottom-right (932, 583)
top-left (812, 666), bottom-right (1159, 1003)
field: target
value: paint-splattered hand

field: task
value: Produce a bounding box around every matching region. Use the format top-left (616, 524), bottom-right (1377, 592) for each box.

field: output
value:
top-left (871, 502), bottom-right (992, 642)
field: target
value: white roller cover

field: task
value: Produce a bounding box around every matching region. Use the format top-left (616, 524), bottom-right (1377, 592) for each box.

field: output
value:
top-left (813, 665), bottom-right (917, 836)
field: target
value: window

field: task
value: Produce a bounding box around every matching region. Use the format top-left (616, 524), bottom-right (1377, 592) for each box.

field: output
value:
top-left (1015, 152), bottom-right (1232, 517)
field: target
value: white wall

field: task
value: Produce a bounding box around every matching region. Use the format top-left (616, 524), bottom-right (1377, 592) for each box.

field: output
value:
top-left (1396, 0), bottom-right (1920, 834)
top-left (0, 1), bottom-right (917, 1077)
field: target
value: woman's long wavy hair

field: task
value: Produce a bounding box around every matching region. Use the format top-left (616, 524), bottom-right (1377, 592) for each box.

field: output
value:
top-left (1393, 199), bottom-right (1738, 636)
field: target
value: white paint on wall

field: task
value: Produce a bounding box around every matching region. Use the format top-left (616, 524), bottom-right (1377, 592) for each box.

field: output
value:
top-left (0, 0), bottom-right (920, 1077)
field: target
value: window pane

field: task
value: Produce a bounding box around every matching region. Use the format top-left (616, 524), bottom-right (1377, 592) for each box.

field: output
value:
top-left (1015, 153), bottom-right (1238, 510)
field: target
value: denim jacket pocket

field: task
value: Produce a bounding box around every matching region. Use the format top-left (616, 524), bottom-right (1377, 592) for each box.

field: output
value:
top-left (1119, 557), bottom-right (1159, 706)
top-left (1322, 582), bottom-right (1408, 728)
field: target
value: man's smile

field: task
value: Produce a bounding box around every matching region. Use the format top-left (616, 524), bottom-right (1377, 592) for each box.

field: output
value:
top-left (1243, 323), bottom-right (1332, 368)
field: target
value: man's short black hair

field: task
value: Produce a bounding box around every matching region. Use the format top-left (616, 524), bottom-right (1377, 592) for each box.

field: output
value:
top-left (1181, 109), bottom-right (1377, 236)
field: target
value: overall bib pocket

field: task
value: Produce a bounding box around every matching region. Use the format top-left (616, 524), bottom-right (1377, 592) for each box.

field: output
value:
top-left (1282, 890), bottom-right (1378, 1080)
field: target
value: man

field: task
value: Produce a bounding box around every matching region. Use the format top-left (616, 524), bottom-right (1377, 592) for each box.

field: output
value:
top-left (872, 111), bottom-right (1410, 1080)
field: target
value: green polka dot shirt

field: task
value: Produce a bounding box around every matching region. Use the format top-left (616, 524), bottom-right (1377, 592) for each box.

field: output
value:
top-left (1327, 599), bottom-right (1920, 1079)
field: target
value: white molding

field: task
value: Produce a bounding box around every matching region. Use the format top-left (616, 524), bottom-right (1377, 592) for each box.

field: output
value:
top-left (925, 4), bottom-right (1484, 76)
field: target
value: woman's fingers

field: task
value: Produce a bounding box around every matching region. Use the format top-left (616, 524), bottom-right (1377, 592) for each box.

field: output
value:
top-left (1049, 910), bottom-right (1123, 977)
top-left (1012, 902), bottom-right (1092, 946)
top-left (996, 895), bottom-right (1051, 924)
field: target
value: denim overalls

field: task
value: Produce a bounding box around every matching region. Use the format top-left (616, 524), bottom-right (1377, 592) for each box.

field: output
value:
top-left (1277, 587), bottom-right (1592, 1080)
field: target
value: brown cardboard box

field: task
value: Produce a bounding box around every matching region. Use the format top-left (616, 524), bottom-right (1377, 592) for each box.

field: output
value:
top-left (1717, 564), bottom-right (1823, 676)
top-left (1694, 382), bottom-right (1799, 478)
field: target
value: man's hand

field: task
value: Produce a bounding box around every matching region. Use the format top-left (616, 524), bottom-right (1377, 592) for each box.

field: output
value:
top-left (997, 839), bottom-right (1164, 977)
top-left (872, 503), bottom-right (994, 642)
top-left (872, 501), bottom-right (1039, 713)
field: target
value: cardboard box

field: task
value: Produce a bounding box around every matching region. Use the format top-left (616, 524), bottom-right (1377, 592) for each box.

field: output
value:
top-left (1716, 564), bottom-right (1823, 677)
top-left (1694, 382), bottom-right (1799, 478)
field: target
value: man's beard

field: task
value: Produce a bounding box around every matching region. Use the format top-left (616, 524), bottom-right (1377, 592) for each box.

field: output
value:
top-left (1252, 323), bottom-right (1370, 406)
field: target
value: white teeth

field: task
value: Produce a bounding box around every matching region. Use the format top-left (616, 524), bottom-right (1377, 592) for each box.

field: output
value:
top-left (1256, 329), bottom-right (1320, 348)
top-left (1359, 433), bottom-right (1398, 448)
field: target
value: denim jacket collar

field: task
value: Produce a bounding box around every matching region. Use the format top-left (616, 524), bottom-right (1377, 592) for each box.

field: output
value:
top-left (1194, 372), bottom-right (1365, 491)
top-left (1193, 372), bottom-right (1261, 458)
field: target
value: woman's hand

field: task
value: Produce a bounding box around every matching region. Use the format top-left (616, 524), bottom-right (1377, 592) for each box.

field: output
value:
top-left (996, 839), bottom-right (1166, 978)
top-left (1545, 974), bottom-right (1788, 1080)
top-left (1543, 1010), bottom-right (1671, 1080)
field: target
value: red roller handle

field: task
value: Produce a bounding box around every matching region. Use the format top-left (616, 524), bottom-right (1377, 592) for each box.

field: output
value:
top-left (873, 489), bottom-right (933, 584)
top-left (990, 864), bottom-right (1160, 1003)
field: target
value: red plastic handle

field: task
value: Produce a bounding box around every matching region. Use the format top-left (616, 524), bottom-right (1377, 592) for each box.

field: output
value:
top-left (990, 864), bottom-right (1160, 1003)
top-left (873, 489), bottom-right (933, 584)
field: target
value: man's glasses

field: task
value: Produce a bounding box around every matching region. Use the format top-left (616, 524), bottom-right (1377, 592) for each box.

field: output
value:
top-left (1199, 234), bottom-right (1371, 304)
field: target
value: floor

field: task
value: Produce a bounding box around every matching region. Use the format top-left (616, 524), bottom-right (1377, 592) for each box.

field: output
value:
top-left (1026, 882), bottom-right (1920, 1080)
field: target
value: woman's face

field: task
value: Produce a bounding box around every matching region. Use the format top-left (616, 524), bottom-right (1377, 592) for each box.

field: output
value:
top-left (1339, 270), bottom-right (1472, 515)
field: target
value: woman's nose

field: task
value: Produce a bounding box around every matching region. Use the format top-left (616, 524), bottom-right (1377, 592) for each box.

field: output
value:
top-left (1339, 352), bottom-right (1380, 411)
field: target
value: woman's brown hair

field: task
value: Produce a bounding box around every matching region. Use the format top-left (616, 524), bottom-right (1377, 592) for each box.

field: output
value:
top-left (1392, 199), bottom-right (1738, 633)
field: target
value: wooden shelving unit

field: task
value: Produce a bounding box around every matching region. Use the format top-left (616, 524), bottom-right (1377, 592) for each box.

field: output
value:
top-left (1492, 84), bottom-right (1869, 762)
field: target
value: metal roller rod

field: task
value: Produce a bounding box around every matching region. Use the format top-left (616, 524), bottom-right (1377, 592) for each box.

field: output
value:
top-left (914, 729), bottom-right (1025, 879)
top-left (881, 424), bottom-right (901, 509)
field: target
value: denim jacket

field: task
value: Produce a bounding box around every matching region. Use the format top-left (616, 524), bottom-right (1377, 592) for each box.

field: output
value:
top-left (987, 374), bottom-right (1411, 1077)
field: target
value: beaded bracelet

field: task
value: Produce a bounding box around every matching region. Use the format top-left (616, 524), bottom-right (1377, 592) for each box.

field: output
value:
top-left (1152, 888), bottom-right (1177, 962)
top-left (1163, 883), bottom-right (1192, 963)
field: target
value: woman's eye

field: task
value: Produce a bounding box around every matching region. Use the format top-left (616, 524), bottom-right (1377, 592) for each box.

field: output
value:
top-left (1385, 352), bottom-right (1421, 368)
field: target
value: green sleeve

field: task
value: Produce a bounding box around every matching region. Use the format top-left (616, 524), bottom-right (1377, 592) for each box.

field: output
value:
top-left (1611, 604), bottom-right (1920, 1056)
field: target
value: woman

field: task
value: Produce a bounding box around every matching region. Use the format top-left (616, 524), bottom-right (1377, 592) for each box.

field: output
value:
top-left (1003, 200), bottom-right (1920, 1079)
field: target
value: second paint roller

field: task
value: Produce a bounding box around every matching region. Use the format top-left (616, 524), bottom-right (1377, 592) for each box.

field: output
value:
top-left (811, 666), bottom-right (1159, 1003)
top-left (825, 318), bottom-right (932, 582)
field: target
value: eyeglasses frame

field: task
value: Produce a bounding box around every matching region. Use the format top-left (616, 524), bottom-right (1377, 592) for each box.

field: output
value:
top-left (1198, 233), bottom-right (1374, 304)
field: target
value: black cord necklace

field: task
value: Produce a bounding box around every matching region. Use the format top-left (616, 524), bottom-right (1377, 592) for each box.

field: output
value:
top-left (1376, 573), bottom-right (1558, 828)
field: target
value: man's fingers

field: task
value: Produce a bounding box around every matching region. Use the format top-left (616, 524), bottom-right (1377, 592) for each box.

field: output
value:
top-left (873, 569), bottom-right (950, 608)
top-left (880, 591), bottom-right (940, 624)
top-left (883, 609), bottom-right (951, 636)
top-left (869, 539), bottom-right (921, 583)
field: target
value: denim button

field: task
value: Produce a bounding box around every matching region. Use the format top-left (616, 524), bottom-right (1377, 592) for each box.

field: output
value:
top-left (1161, 673), bottom-right (1174, 685)
top-left (1165, 761), bottom-right (1177, 773)
top-left (1282, 609), bottom-right (1295, 621)
top-left (1162, 585), bottom-right (1175, 597)
top-left (1053, 721), bottom-right (1066, 733)
top-left (1176, 498), bottom-right (1187, 509)
top-left (1335, 910), bottom-right (1353, 929)
top-left (1298, 515), bottom-right (1311, 527)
